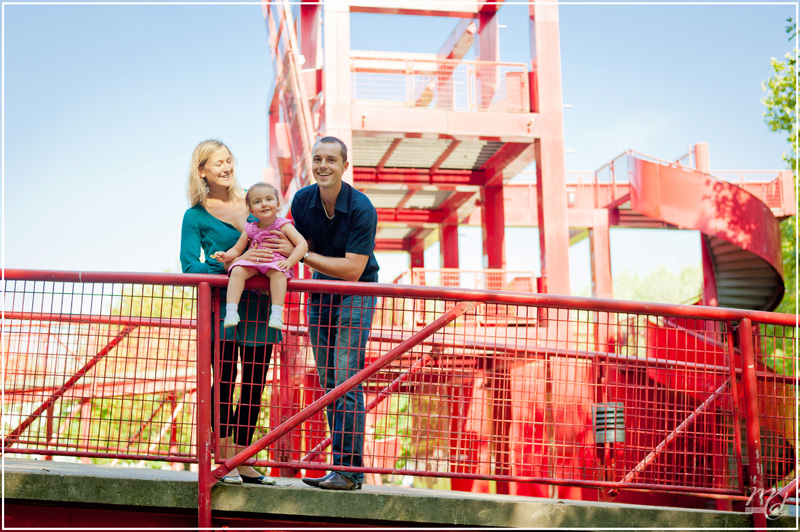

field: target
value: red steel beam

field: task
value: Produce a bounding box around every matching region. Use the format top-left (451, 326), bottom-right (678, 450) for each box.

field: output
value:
top-left (439, 19), bottom-right (477, 60)
top-left (349, 2), bottom-right (480, 18)
top-left (430, 140), bottom-right (462, 174)
top-left (394, 187), bottom-right (420, 210)
top-left (375, 138), bottom-right (402, 171)
top-left (375, 238), bottom-right (408, 251)
top-left (482, 143), bottom-right (533, 187)
top-left (354, 168), bottom-right (483, 186)
top-left (376, 208), bottom-right (444, 224)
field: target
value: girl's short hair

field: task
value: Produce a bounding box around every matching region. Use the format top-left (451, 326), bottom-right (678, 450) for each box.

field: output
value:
top-left (245, 182), bottom-right (281, 207)
top-left (187, 139), bottom-right (245, 206)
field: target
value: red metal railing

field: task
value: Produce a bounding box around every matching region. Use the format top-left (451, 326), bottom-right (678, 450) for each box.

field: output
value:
top-left (351, 56), bottom-right (530, 112)
top-left (395, 268), bottom-right (539, 292)
top-left (3, 269), bottom-right (796, 527)
top-left (509, 154), bottom-right (795, 218)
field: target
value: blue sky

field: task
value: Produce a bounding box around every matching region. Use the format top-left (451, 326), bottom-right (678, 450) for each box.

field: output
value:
top-left (3, 1), bottom-right (794, 293)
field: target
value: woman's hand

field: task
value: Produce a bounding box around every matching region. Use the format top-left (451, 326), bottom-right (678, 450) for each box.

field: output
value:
top-left (234, 246), bottom-right (273, 265)
top-left (264, 230), bottom-right (296, 258)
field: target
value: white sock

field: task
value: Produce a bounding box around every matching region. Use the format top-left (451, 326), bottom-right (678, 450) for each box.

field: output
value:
top-left (271, 305), bottom-right (283, 317)
top-left (226, 303), bottom-right (238, 316)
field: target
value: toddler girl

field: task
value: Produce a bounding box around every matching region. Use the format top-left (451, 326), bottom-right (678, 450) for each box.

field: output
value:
top-left (213, 182), bottom-right (308, 330)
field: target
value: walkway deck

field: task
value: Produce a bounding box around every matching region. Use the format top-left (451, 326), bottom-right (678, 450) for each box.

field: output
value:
top-left (3, 458), bottom-right (789, 529)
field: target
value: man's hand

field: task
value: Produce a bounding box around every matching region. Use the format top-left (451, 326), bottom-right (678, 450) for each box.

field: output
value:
top-left (265, 230), bottom-right (296, 258)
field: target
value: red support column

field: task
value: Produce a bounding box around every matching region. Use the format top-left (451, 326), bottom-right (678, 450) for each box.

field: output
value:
top-left (739, 318), bottom-right (766, 529)
top-left (197, 282), bottom-right (213, 529)
top-left (321, 0), bottom-right (352, 183)
top-left (590, 210), bottom-right (612, 356)
top-left (701, 236), bottom-right (719, 306)
top-left (481, 186), bottom-right (506, 269)
top-left (440, 223), bottom-right (460, 269)
top-left (410, 240), bottom-right (425, 269)
top-left (300, 1), bottom-right (321, 69)
top-left (530, 2), bottom-right (570, 296)
top-left (477, 7), bottom-right (499, 108)
top-left (590, 209), bottom-right (612, 299)
top-left (694, 143), bottom-right (719, 307)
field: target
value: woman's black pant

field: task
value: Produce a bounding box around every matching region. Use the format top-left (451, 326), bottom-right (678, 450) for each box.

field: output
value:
top-left (215, 340), bottom-right (273, 446)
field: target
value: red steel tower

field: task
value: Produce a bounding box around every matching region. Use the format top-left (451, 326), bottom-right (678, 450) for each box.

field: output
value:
top-left (263, 0), bottom-right (793, 310)
top-left (263, 0), bottom-right (572, 296)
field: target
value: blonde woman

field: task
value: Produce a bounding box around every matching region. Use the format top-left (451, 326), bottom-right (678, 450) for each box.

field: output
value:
top-left (181, 139), bottom-right (289, 485)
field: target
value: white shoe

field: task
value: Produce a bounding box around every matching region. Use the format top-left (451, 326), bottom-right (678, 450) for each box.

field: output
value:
top-left (268, 314), bottom-right (283, 330)
top-left (219, 473), bottom-right (243, 485)
top-left (224, 311), bottom-right (240, 329)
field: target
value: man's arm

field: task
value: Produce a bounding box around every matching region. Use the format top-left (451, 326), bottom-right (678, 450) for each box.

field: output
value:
top-left (304, 251), bottom-right (369, 282)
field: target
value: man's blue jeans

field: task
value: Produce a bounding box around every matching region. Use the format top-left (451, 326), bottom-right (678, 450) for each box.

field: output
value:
top-left (307, 293), bottom-right (375, 484)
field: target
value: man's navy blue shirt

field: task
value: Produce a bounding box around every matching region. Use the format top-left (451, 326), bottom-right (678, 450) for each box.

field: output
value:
top-left (291, 182), bottom-right (380, 283)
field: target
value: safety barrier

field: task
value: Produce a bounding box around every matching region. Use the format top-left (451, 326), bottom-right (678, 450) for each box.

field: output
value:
top-left (351, 56), bottom-right (530, 112)
top-left (3, 269), bottom-right (796, 527)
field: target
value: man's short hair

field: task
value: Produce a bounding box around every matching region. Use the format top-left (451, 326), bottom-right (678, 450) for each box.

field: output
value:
top-left (315, 136), bottom-right (348, 163)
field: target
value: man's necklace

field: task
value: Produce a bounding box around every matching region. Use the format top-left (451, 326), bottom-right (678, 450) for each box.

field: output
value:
top-left (323, 202), bottom-right (335, 220)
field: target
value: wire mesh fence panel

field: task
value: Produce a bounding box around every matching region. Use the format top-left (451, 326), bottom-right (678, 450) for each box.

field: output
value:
top-left (351, 57), bottom-right (529, 112)
top-left (4, 272), bottom-right (796, 501)
top-left (3, 280), bottom-right (198, 463)
top-left (245, 283), bottom-right (796, 497)
top-left (751, 321), bottom-right (796, 491)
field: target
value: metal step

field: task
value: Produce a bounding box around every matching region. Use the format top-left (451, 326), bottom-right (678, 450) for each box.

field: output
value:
top-left (714, 277), bottom-right (782, 288)
top-left (715, 285), bottom-right (780, 297)
top-left (717, 297), bottom-right (770, 308)
top-left (715, 257), bottom-right (775, 271)
top-left (706, 234), bottom-right (782, 311)
top-left (716, 268), bottom-right (778, 279)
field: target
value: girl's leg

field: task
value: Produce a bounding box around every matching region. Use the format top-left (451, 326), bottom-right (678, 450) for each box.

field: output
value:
top-left (266, 270), bottom-right (287, 307)
top-left (231, 344), bottom-right (274, 481)
top-left (225, 267), bottom-right (258, 328)
top-left (227, 266), bottom-right (258, 305)
top-left (266, 270), bottom-right (288, 329)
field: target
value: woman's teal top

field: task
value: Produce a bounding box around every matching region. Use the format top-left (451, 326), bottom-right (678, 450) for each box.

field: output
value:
top-left (181, 204), bottom-right (281, 345)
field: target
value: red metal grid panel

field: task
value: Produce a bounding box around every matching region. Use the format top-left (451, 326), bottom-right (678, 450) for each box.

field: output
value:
top-left (3, 279), bottom-right (198, 463)
top-left (3, 270), bottom-right (796, 505)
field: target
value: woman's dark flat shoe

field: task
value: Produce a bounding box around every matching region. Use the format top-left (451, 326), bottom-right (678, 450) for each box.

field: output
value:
top-left (241, 474), bottom-right (277, 485)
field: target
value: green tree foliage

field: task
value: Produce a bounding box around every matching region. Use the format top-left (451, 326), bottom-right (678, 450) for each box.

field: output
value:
top-left (762, 18), bottom-right (798, 315)
top-left (612, 264), bottom-right (703, 304)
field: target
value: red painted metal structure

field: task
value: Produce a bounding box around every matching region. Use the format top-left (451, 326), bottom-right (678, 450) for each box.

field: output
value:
top-left (263, 0), bottom-right (571, 295)
top-left (3, 1), bottom-right (797, 528)
top-left (261, 1), bottom-right (794, 313)
top-left (259, 3), bottom-right (796, 523)
top-left (3, 270), bottom-right (797, 528)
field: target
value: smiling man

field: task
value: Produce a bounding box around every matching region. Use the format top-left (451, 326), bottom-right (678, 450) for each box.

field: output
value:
top-left (290, 136), bottom-right (379, 491)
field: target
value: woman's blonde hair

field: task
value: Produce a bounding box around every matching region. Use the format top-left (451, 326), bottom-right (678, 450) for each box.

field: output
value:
top-left (187, 139), bottom-right (245, 206)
